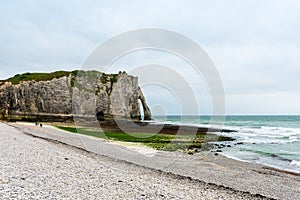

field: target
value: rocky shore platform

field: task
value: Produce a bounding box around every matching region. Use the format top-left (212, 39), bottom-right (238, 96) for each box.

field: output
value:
top-left (1, 122), bottom-right (299, 199)
top-left (73, 119), bottom-right (236, 134)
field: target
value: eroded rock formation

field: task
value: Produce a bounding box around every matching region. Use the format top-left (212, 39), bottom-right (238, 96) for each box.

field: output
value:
top-left (0, 70), bottom-right (151, 122)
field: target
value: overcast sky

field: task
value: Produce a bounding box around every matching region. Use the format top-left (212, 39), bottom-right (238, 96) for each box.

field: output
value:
top-left (0, 0), bottom-right (299, 115)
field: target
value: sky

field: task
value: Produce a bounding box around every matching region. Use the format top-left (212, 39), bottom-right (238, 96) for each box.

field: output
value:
top-left (0, 0), bottom-right (300, 115)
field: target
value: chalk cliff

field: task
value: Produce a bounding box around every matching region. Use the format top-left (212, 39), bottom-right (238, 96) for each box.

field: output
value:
top-left (0, 70), bottom-right (151, 122)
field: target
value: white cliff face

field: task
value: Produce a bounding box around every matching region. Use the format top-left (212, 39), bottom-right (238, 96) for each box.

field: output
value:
top-left (0, 76), bottom-right (72, 115)
top-left (109, 72), bottom-right (140, 118)
top-left (0, 70), bottom-right (151, 121)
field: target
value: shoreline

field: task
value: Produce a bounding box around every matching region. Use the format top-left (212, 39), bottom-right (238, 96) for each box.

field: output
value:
top-left (12, 120), bottom-right (300, 175)
top-left (51, 121), bottom-right (300, 176)
top-left (5, 121), bottom-right (300, 199)
top-left (220, 151), bottom-right (300, 176)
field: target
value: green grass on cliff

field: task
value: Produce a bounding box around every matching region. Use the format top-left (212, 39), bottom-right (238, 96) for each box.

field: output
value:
top-left (56, 126), bottom-right (223, 152)
top-left (0, 70), bottom-right (119, 86)
top-left (0, 70), bottom-right (79, 85)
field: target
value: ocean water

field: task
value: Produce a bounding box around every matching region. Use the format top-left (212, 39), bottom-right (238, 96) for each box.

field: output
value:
top-left (151, 115), bottom-right (300, 173)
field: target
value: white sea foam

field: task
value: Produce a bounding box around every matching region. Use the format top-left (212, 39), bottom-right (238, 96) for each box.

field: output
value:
top-left (291, 160), bottom-right (300, 167)
top-left (217, 125), bottom-right (300, 145)
top-left (150, 119), bottom-right (300, 145)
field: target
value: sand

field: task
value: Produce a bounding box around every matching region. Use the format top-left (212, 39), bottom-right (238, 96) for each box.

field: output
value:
top-left (1, 122), bottom-right (299, 199)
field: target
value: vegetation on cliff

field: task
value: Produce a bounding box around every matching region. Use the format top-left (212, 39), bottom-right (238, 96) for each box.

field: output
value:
top-left (0, 70), bottom-right (119, 87)
top-left (0, 71), bottom-right (77, 86)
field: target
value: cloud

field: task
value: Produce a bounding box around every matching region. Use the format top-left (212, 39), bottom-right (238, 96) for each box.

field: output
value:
top-left (207, 43), bottom-right (300, 94)
top-left (0, 0), bottom-right (299, 114)
top-left (227, 92), bottom-right (300, 114)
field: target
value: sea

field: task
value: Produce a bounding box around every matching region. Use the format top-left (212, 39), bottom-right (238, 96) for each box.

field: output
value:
top-left (151, 115), bottom-right (300, 173)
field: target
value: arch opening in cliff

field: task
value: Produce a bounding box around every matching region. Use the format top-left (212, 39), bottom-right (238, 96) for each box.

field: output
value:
top-left (137, 87), bottom-right (151, 121)
top-left (138, 99), bottom-right (144, 120)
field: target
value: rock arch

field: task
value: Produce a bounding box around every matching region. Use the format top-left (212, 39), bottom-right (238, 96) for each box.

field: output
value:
top-left (137, 87), bottom-right (151, 120)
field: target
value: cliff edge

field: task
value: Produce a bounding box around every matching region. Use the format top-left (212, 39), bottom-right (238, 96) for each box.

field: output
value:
top-left (0, 70), bottom-right (151, 122)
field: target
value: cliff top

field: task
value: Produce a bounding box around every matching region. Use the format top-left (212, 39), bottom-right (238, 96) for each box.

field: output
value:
top-left (0, 70), bottom-right (120, 86)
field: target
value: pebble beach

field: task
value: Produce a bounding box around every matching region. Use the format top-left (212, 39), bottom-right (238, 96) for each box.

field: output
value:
top-left (1, 122), bottom-right (299, 199)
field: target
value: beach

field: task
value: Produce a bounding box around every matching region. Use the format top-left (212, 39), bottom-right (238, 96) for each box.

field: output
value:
top-left (1, 122), bottom-right (299, 199)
